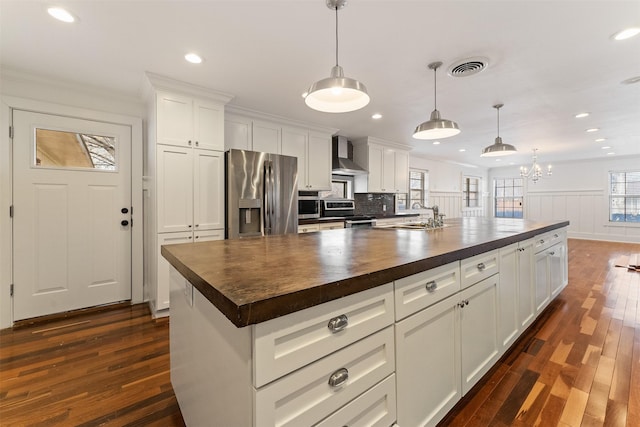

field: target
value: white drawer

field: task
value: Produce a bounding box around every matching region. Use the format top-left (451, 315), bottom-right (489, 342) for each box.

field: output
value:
top-left (299, 224), bottom-right (320, 233)
top-left (534, 228), bottom-right (565, 253)
top-left (394, 261), bottom-right (460, 320)
top-left (460, 249), bottom-right (499, 289)
top-left (254, 326), bottom-right (395, 427)
top-left (314, 374), bottom-right (397, 427)
top-left (253, 283), bottom-right (394, 387)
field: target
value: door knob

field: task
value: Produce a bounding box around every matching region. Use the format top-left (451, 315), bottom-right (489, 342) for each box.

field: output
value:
top-left (121, 207), bottom-right (129, 214)
top-left (121, 220), bottom-right (129, 226)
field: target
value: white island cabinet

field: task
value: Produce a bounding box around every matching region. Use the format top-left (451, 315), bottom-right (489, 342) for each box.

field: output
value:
top-left (167, 225), bottom-right (569, 426)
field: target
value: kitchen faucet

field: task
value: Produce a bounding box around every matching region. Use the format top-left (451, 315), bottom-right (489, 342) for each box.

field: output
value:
top-left (410, 203), bottom-right (445, 228)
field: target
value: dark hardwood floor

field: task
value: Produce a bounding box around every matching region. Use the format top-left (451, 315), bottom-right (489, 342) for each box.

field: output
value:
top-left (0, 239), bottom-right (638, 426)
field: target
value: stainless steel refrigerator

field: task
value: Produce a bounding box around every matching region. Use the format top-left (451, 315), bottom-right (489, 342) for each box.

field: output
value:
top-left (226, 149), bottom-right (298, 239)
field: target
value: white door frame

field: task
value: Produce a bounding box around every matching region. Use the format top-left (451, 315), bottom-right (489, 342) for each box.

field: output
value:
top-left (0, 95), bottom-right (144, 328)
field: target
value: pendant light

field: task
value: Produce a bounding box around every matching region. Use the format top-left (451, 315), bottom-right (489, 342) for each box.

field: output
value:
top-left (413, 61), bottom-right (460, 140)
top-left (304, 0), bottom-right (370, 113)
top-left (481, 104), bottom-right (517, 157)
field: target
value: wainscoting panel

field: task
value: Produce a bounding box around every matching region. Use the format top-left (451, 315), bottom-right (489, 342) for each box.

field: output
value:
top-left (525, 190), bottom-right (638, 242)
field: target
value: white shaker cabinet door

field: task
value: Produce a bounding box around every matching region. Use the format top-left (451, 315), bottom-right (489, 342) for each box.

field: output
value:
top-left (395, 293), bottom-right (461, 427)
top-left (498, 243), bottom-right (520, 352)
top-left (394, 149), bottom-right (409, 193)
top-left (252, 120), bottom-right (281, 154)
top-left (367, 144), bottom-right (384, 192)
top-left (307, 131), bottom-right (332, 191)
top-left (382, 148), bottom-right (395, 193)
top-left (157, 145), bottom-right (193, 233)
top-left (193, 149), bottom-right (224, 231)
top-left (156, 92), bottom-right (192, 147)
top-left (281, 126), bottom-right (308, 190)
top-left (518, 239), bottom-right (536, 330)
top-left (157, 232), bottom-right (193, 311)
top-left (193, 99), bottom-right (224, 151)
top-left (225, 114), bottom-right (252, 151)
top-left (460, 274), bottom-right (500, 395)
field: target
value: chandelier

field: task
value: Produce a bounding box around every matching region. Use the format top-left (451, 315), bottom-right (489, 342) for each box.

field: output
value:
top-left (520, 149), bottom-right (552, 183)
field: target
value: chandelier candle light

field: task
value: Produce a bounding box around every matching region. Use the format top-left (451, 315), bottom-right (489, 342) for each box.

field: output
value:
top-left (520, 148), bottom-right (552, 183)
top-left (413, 61), bottom-right (461, 140)
top-left (303, 0), bottom-right (370, 113)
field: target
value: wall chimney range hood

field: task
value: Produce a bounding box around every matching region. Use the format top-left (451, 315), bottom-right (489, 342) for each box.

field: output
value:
top-left (332, 136), bottom-right (368, 175)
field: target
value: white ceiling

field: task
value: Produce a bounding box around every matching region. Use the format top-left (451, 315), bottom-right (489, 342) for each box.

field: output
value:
top-left (2, 0), bottom-right (639, 169)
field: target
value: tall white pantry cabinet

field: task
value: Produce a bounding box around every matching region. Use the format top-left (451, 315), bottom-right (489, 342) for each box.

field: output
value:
top-left (143, 73), bottom-right (233, 317)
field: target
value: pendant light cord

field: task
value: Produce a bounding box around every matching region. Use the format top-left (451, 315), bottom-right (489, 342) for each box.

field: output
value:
top-left (335, 6), bottom-right (339, 67)
top-left (497, 107), bottom-right (500, 137)
top-left (433, 67), bottom-right (437, 110)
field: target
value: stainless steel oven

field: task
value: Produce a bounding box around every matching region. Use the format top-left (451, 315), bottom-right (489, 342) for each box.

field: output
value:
top-left (298, 196), bottom-right (321, 219)
top-left (321, 199), bottom-right (356, 217)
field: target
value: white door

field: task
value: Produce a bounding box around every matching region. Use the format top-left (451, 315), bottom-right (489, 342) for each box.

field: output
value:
top-left (12, 110), bottom-right (132, 320)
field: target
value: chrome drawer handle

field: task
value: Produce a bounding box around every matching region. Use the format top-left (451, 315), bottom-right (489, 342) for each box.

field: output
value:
top-left (539, 239), bottom-right (545, 244)
top-left (328, 368), bottom-right (349, 388)
top-left (425, 280), bottom-right (437, 292)
top-left (554, 234), bottom-right (559, 238)
top-left (327, 314), bottom-right (348, 333)
top-left (549, 251), bottom-right (555, 256)
top-left (477, 262), bottom-right (486, 271)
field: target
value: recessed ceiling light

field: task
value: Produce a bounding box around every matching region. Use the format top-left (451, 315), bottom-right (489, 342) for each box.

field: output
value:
top-left (432, 141), bottom-right (441, 145)
top-left (371, 113), bottom-right (382, 120)
top-left (612, 27), bottom-right (640, 41)
top-left (586, 128), bottom-right (599, 133)
top-left (184, 53), bottom-right (203, 64)
top-left (47, 7), bottom-right (75, 23)
top-left (495, 158), bottom-right (502, 162)
top-left (459, 148), bottom-right (466, 152)
top-left (595, 138), bottom-right (606, 142)
top-left (607, 152), bottom-right (615, 155)
top-left (601, 146), bottom-right (611, 149)
top-left (575, 112), bottom-right (590, 118)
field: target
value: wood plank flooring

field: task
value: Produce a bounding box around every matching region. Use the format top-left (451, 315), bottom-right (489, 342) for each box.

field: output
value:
top-left (0, 238), bottom-right (638, 426)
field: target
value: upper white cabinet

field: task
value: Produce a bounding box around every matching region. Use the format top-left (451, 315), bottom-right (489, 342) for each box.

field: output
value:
top-left (252, 120), bottom-right (281, 154)
top-left (157, 91), bottom-right (224, 151)
top-left (352, 138), bottom-right (410, 193)
top-left (225, 113), bottom-right (333, 191)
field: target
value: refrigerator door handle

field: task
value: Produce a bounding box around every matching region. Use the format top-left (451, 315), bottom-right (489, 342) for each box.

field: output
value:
top-left (264, 160), bottom-right (270, 235)
top-left (268, 160), bottom-right (275, 235)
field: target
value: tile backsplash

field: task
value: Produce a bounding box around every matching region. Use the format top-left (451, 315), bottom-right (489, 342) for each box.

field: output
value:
top-left (354, 193), bottom-right (396, 216)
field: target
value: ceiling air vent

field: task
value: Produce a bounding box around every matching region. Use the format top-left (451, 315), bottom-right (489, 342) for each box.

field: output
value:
top-left (447, 57), bottom-right (489, 77)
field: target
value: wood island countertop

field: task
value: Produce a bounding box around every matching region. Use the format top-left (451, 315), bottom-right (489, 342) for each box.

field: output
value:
top-left (161, 217), bottom-right (569, 327)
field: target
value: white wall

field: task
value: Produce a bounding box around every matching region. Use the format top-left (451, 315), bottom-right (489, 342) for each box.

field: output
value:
top-left (410, 155), bottom-right (490, 218)
top-left (0, 68), bottom-right (145, 328)
top-left (488, 156), bottom-right (640, 243)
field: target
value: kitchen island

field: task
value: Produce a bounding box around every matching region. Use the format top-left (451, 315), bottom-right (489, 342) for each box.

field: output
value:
top-left (162, 217), bottom-right (569, 426)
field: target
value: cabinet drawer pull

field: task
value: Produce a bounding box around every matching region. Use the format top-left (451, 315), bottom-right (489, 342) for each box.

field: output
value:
top-left (477, 262), bottom-right (486, 271)
top-left (327, 314), bottom-right (348, 333)
top-left (328, 368), bottom-right (349, 388)
top-left (425, 280), bottom-right (437, 292)
top-left (539, 239), bottom-right (545, 244)
top-left (554, 233), bottom-right (559, 238)
top-left (188, 140), bottom-right (192, 146)
top-left (549, 251), bottom-right (555, 256)
top-left (195, 141), bottom-right (199, 146)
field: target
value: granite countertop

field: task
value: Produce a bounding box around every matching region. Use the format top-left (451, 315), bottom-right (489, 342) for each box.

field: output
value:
top-left (161, 217), bottom-right (569, 328)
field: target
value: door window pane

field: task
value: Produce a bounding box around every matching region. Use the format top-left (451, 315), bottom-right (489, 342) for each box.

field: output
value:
top-left (35, 128), bottom-right (116, 171)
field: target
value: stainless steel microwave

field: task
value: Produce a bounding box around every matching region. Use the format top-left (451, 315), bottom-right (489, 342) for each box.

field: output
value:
top-left (298, 196), bottom-right (321, 219)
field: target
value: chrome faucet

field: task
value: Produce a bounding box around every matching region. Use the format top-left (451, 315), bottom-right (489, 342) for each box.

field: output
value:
top-left (411, 203), bottom-right (444, 228)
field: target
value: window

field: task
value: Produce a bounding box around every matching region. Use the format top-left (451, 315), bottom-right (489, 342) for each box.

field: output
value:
top-left (35, 128), bottom-right (116, 171)
top-left (494, 178), bottom-right (524, 218)
top-left (397, 169), bottom-right (428, 211)
top-left (609, 171), bottom-right (640, 222)
top-left (319, 175), bottom-right (354, 199)
top-left (463, 176), bottom-right (480, 208)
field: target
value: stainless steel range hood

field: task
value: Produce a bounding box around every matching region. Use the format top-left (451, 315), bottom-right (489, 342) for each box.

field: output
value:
top-left (332, 136), bottom-right (368, 176)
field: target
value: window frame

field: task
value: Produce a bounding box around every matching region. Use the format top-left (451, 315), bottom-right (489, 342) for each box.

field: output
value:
top-left (493, 177), bottom-right (524, 218)
top-left (462, 176), bottom-right (481, 208)
top-left (397, 168), bottom-right (428, 211)
top-left (608, 170), bottom-right (640, 223)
